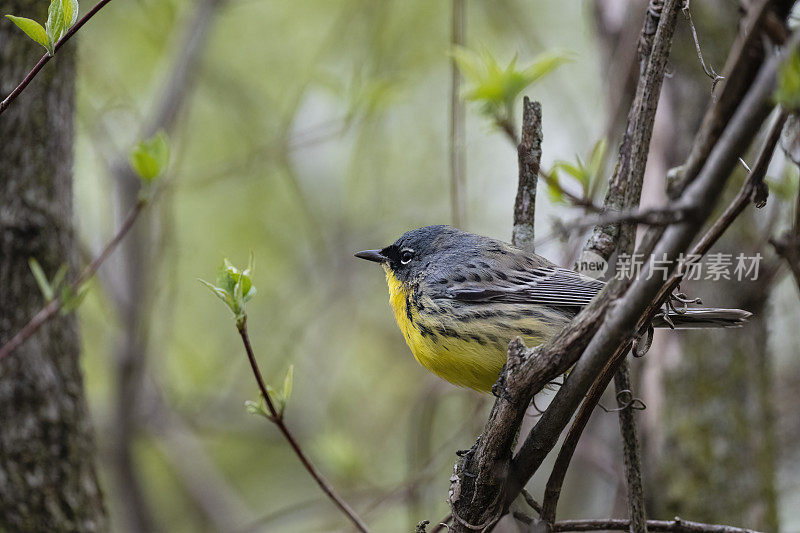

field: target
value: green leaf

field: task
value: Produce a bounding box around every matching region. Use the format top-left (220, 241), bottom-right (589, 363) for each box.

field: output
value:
top-left (245, 399), bottom-right (261, 415)
top-left (266, 384), bottom-right (286, 415)
top-left (233, 278), bottom-right (244, 308)
top-left (243, 250), bottom-right (255, 277)
top-left (28, 258), bottom-right (54, 302)
top-left (451, 46), bottom-right (570, 127)
top-left (555, 161), bottom-right (584, 181)
top-left (62, 0), bottom-right (78, 28)
top-left (243, 286), bottom-right (257, 303)
top-left (61, 284), bottom-right (89, 313)
top-left (282, 365), bottom-right (294, 409)
top-left (129, 150), bottom-right (159, 181)
top-left (129, 131), bottom-right (170, 182)
top-left (45, 0), bottom-right (65, 47)
top-left (588, 138), bottom-right (607, 177)
top-left (5, 16), bottom-right (51, 52)
top-left (545, 170), bottom-right (567, 206)
top-left (52, 264), bottom-right (67, 292)
top-left (522, 50), bottom-right (570, 85)
top-left (217, 259), bottom-right (237, 294)
top-left (245, 395), bottom-right (273, 420)
top-left (198, 278), bottom-right (230, 305)
top-left (201, 256), bottom-right (256, 321)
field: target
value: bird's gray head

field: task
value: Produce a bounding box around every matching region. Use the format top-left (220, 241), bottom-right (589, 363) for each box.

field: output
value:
top-left (355, 225), bottom-right (496, 282)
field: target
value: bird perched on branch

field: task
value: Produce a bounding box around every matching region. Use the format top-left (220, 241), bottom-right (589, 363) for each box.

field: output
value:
top-left (356, 225), bottom-right (751, 393)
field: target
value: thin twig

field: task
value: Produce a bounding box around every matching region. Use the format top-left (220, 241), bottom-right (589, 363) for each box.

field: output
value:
top-left (0, 0), bottom-right (116, 116)
top-left (0, 198), bottom-right (147, 362)
top-left (235, 321), bottom-right (369, 533)
top-left (682, 0), bottom-right (725, 94)
top-left (560, 206), bottom-right (690, 235)
top-left (552, 518), bottom-right (761, 532)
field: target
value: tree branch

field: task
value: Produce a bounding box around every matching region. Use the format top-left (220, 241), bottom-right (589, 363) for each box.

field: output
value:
top-left (642, 107), bottom-right (787, 322)
top-left (512, 97), bottom-right (542, 252)
top-left (510, 30), bottom-right (782, 508)
top-left (582, 0), bottom-right (678, 263)
top-left (536, 111), bottom-right (785, 521)
top-left (552, 518), bottom-right (761, 533)
top-left (613, 360), bottom-right (648, 533)
top-left (236, 321), bottom-right (369, 533)
top-left (0, 0), bottom-right (116, 116)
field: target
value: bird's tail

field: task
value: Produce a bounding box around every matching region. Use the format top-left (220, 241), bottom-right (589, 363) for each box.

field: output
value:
top-left (651, 307), bottom-right (752, 329)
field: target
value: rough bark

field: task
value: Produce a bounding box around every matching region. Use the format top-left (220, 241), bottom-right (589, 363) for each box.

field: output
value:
top-left (0, 1), bottom-right (108, 530)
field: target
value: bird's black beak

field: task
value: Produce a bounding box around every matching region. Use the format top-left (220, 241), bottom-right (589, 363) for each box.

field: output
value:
top-left (354, 249), bottom-right (387, 263)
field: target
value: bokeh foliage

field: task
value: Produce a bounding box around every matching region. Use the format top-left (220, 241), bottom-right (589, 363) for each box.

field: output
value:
top-left (62, 0), bottom-right (800, 531)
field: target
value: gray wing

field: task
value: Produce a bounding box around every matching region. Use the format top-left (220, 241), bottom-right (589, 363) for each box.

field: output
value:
top-left (429, 264), bottom-right (605, 308)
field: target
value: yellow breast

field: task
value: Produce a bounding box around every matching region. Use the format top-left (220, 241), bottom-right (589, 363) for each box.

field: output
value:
top-left (382, 268), bottom-right (557, 393)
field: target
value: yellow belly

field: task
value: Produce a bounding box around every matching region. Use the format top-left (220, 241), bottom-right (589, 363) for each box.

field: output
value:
top-left (383, 269), bottom-right (563, 393)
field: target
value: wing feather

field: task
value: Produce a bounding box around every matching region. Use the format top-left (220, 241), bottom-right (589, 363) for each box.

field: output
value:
top-left (438, 266), bottom-right (605, 308)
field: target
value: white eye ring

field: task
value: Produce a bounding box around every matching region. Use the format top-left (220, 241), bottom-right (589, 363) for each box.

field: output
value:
top-left (400, 248), bottom-right (414, 264)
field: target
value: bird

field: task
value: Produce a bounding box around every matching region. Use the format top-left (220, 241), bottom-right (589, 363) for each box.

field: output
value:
top-left (355, 225), bottom-right (751, 393)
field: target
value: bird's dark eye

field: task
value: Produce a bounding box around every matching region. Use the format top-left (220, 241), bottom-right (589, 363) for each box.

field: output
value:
top-left (400, 249), bottom-right (414, 265)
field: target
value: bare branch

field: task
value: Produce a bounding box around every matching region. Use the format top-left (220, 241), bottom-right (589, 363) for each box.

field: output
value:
top-left (682, 1), bottom-right (724, 92)
top-left (559, 206), bottom-right (690, 235)
top-left (613, 360), bottom-right (648, 533)
top-left (552, 518), bottom-right (761, 533)
top-left (0, 0), bottom-right (117, 116)
top-left (643, 108), bottom-right (787, 321)
top-left (512, 97), bottom-right (542, 252)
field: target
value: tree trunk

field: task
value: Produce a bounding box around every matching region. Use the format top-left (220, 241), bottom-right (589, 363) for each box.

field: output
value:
top-left (0, 1), bottom-right (108, 531)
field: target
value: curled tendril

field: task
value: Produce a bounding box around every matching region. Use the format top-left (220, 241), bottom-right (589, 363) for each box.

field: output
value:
top-left (599, 389), bottom-right (647, 413)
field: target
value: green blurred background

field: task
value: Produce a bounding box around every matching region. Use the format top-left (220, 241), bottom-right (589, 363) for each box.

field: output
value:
top-left (65, 0), bottom-right (800, 531)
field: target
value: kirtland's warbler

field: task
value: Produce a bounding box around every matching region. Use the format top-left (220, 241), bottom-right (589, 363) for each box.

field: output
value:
top-left (356, 225), bottom-right (750, 393)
